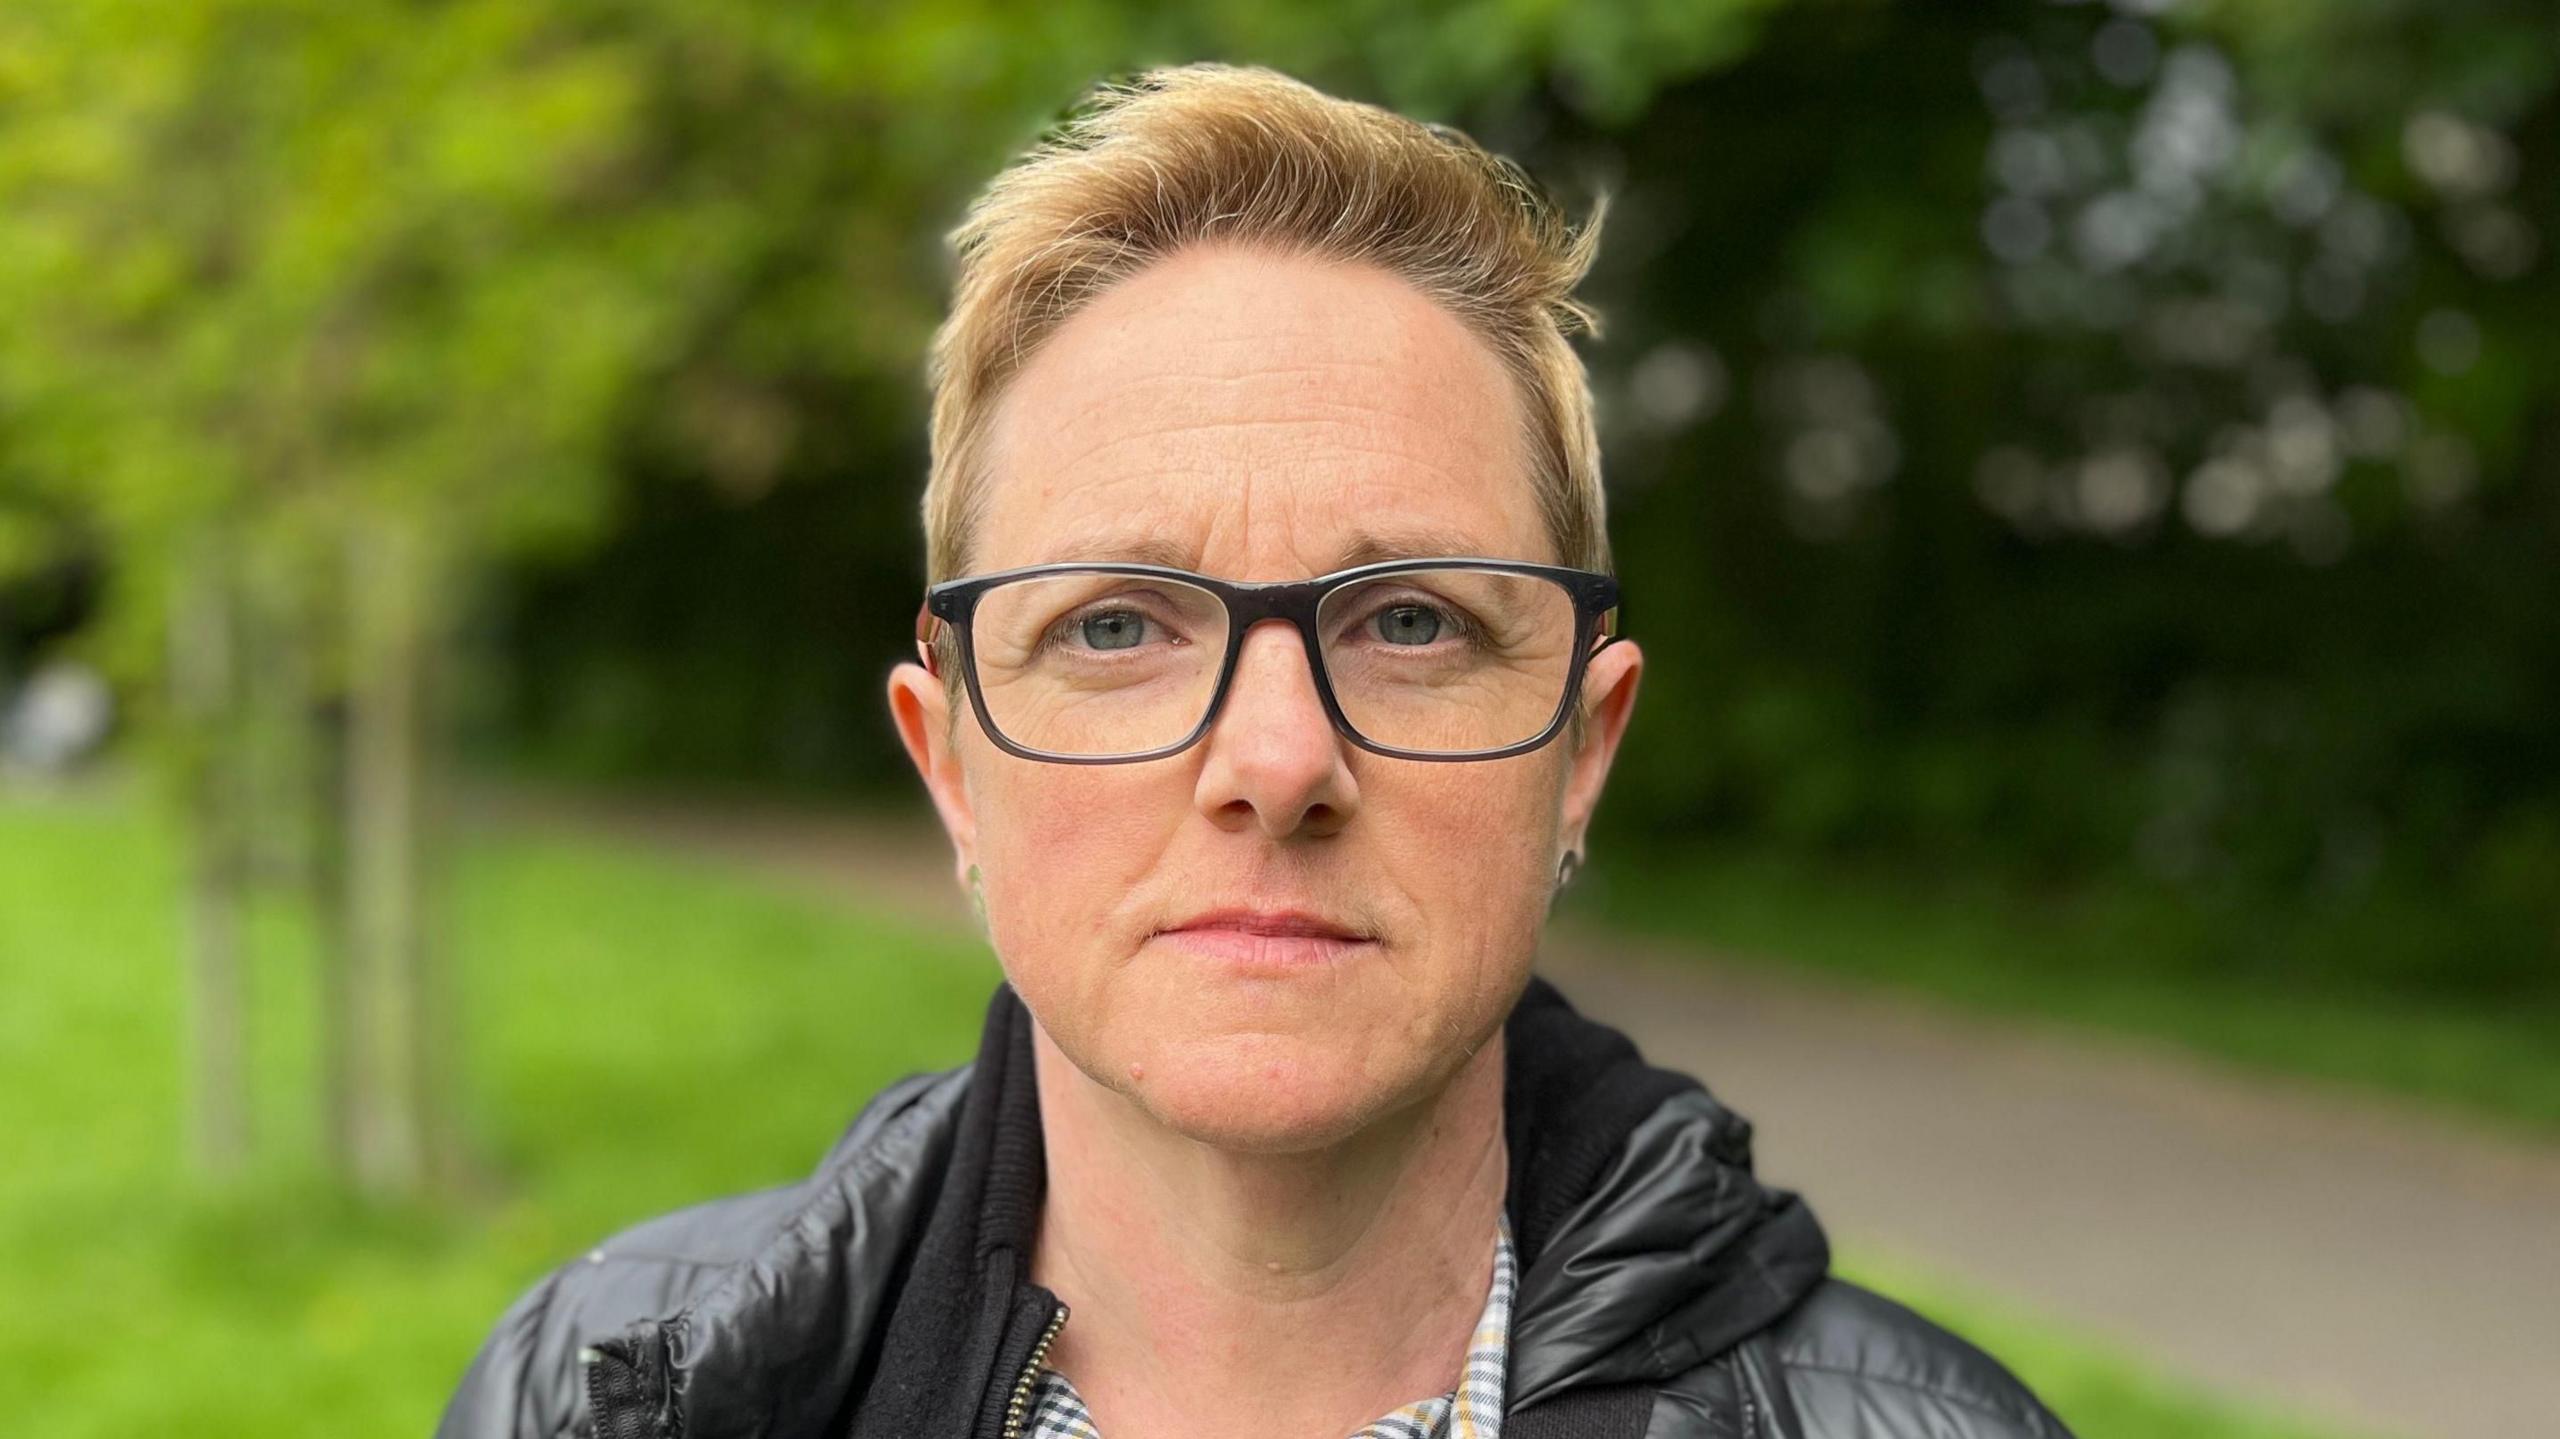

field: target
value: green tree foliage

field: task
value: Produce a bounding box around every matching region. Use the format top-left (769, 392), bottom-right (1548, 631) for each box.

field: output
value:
top-left (2, 0), bottom-right (2552, 1190)
top-left (476, 1), bottom-right (2558, 1004)
top-left (0, 0), bottom-right (1793, 1191)
top-left (1570, 0), bottom-right (2559, 995)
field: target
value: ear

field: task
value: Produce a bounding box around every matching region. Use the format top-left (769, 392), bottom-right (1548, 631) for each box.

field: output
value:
top-left (1556, 638), bottom-right (1642, 858)
top-left (887, 659), bottom-right (980, 889)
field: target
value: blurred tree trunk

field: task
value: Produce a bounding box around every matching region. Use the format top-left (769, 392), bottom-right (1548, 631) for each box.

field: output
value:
top-left (310, 691), bottom-right (358, 1180)
top-left (170, 540), bottom-right (251, 1178)
top-left (286, 578), bottom-right (361, 1181)
top-left (416, 625), bottom-right (464, 1195)
top-left (341, 514), bottom-right (452, 1195)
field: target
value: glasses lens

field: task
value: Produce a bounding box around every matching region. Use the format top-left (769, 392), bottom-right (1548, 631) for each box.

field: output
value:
top-left (967, 571), bottom-right (1230, 757)
top-left (1317, 567), bottom-right (1579, 754)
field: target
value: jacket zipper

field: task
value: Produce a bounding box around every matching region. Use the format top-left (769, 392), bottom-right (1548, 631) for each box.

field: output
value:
top-left (997, 1300), bottom-right (1071, 1439)
top-left (582, 1333), bottom-right (665, 1439)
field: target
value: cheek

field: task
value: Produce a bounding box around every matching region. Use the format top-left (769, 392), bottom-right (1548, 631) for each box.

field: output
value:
top-left (973, 765), bottom-right (1181, 969)
top-left (1390, 763), bottom-right (1563, 925)
top-left (1346, 763), bottom-right (1565, 1078)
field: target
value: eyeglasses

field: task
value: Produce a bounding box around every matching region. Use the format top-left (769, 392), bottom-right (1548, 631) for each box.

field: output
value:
top-left (916, 557), bottom-right (1624, 764)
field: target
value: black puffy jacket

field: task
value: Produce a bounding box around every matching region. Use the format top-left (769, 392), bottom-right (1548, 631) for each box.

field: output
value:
top-left (436, 975), bottom-right (2075, 1438)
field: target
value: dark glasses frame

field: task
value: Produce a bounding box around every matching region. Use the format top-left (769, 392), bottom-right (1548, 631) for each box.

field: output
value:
top-left (916, 556), bottom-right (1625, 764)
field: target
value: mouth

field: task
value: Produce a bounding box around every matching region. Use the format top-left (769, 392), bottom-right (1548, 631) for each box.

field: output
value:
top-left (1152, 907), bottom-right (1378, 970)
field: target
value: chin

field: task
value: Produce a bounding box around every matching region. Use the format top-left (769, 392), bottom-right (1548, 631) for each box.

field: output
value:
top-left (1019, 949), bottom-right (1519, 1154)
top-left (1122, 1034), bottom-right (1418, 1154)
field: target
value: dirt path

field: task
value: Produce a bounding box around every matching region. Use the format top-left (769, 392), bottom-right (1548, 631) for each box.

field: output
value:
top-left (472, 787), bottom-right (2560, 1439)
top-left (1534, 934), bottom-right (2560, 1439)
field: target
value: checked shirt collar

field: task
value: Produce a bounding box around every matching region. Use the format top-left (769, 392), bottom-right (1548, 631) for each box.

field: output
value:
top-left (1025, 1210), bottom-right (1517, 1439)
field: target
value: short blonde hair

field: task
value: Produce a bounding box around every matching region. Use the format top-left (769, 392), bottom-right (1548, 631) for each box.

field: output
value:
top-left (921, 62), bottom-right (1612, 587)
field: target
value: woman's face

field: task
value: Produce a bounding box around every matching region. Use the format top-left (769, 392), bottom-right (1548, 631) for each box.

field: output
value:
top-left (889, 245), bottom-right (1641, 1152)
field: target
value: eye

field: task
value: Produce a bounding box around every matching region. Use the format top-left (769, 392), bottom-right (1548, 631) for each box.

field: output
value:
top-left (1077, 609), bottom-right (1150, 651)
top-left (1372, 603), bottom-right (1445, 646)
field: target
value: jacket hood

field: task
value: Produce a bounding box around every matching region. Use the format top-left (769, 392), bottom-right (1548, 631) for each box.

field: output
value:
top-left (1498, 974), bottom-right (1831, 1405)
top-left (627, 973), bottom-right (1831, 1436)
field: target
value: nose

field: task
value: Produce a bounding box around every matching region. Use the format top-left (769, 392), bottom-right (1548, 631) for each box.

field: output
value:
top-left (1191, 619), bottom-right (1360, 840)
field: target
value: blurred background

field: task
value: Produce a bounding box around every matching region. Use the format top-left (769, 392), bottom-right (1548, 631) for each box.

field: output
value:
top-left (2, 1), bottom-right (2554, 1435)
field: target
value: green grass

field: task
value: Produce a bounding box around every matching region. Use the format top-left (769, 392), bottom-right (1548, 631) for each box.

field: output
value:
top-left (0, 785), bottom-right (1001, 1437)
top-left (1576, 846), bottom-right (2560, 1139)
top-left (0, 787), bottom-right (2369, 1437)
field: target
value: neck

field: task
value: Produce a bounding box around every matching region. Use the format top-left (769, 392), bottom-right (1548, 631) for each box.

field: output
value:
top-left (1026, 1022), bottom-right (1509, 1438)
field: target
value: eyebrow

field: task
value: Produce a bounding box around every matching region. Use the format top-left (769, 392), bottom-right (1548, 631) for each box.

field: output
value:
top-left (1034, 522), bottom-right (1507, 574)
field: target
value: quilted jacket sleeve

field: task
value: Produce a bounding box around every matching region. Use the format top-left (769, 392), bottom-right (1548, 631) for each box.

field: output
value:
top-left (435, 1266), bottom-right (582, 1439)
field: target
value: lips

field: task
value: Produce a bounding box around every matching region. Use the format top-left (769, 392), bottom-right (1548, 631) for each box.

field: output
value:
top-left (1161, 907), bottom-right (1370, 941)
top-left (1154, 907), bottom-right (1376, 969)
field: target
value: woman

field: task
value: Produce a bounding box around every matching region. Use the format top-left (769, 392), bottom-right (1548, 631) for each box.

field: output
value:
top-left (439, 63), bottom-right (2073, 1439)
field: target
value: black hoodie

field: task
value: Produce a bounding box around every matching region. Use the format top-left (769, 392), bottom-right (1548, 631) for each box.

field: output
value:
top-left (435, 975), bottom-right (2073, 1439)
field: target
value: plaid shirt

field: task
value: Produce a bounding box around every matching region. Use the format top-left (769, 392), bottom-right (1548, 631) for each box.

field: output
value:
top-left (1025, 1211), bottom-right (1517, 1439)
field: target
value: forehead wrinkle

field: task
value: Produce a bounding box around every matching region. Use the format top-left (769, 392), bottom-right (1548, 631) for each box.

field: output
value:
top-left (973, 247), bottom-right (1545, 577)
top-left (998, 452), bottom-right (1543, 573)
top-left (999, 276), bottom-right (1517, 479)
top-left (999, 397), bottom-right (1515, 563)
top-left (1035, 429), bottom-right (1494, 522)
top-left (1039, 412), bottom-right (1438, 486)
top-left (1022, 364), bottom-right (1504, 495)
top-left (1029, 509), bottom-right (1522, 575)
top-left (1073, 358), bottom-right (1475, 453)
